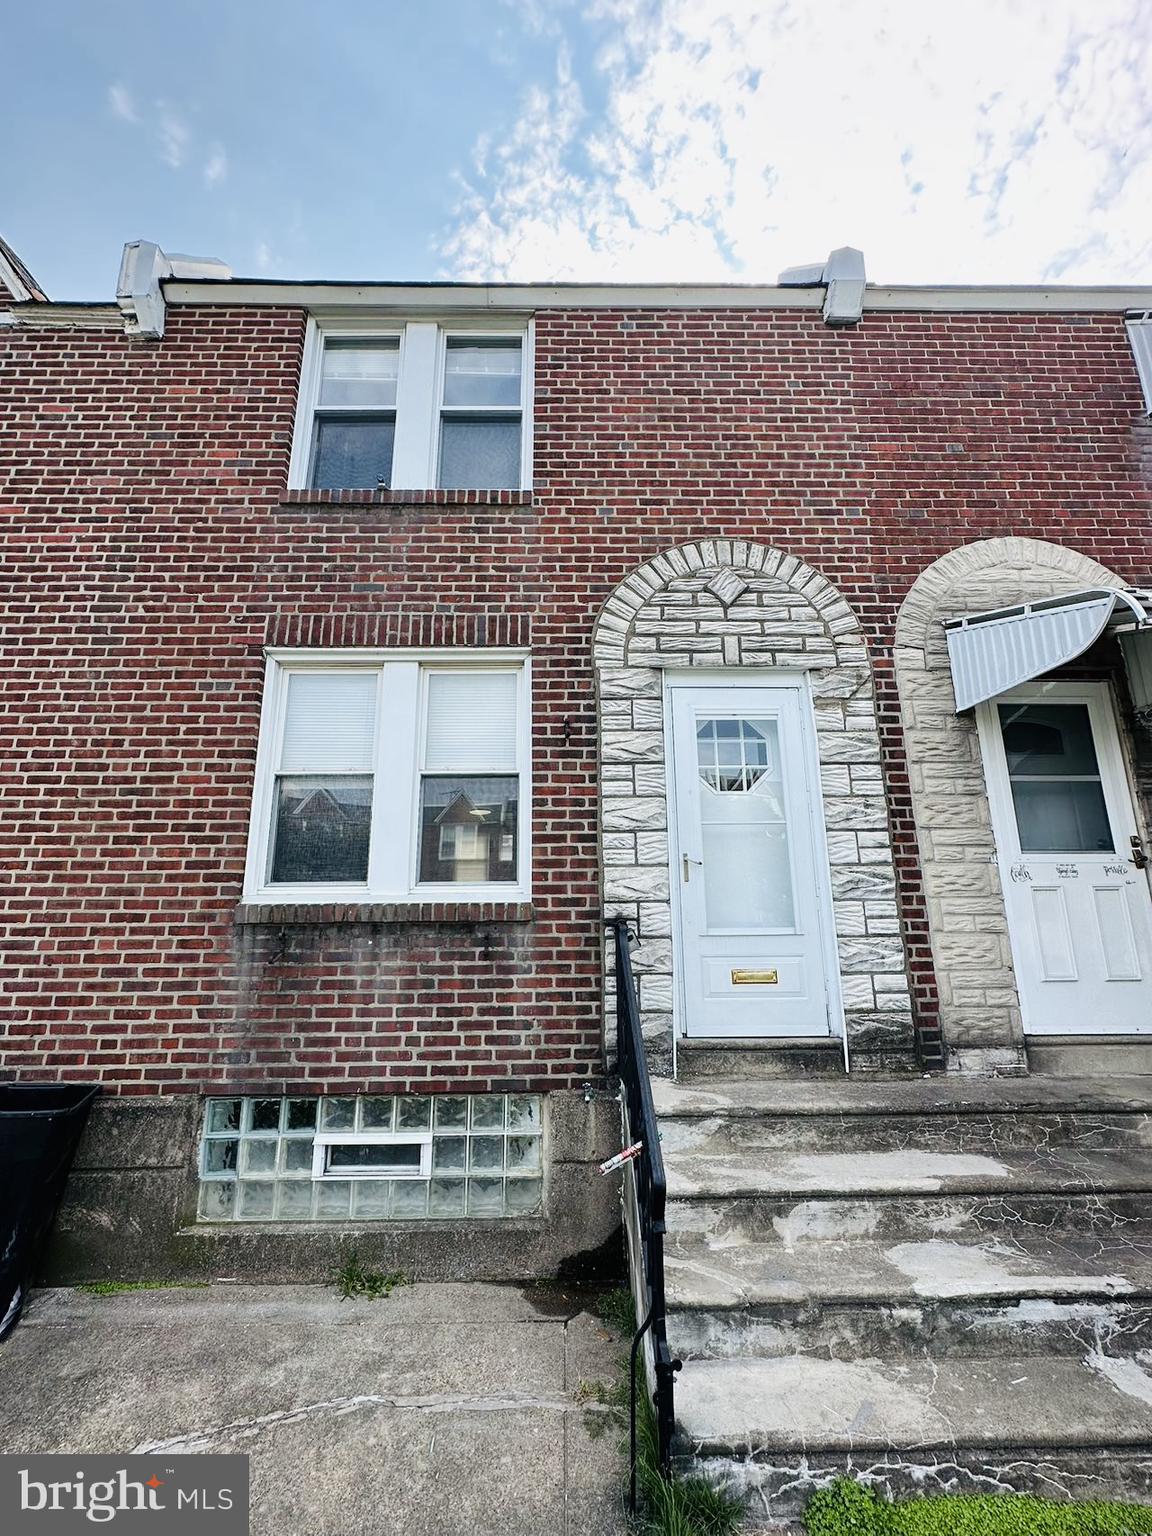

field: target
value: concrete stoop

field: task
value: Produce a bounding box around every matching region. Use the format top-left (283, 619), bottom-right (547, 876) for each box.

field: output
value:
top-left (651, 1073), bottom-right (1152, 1527)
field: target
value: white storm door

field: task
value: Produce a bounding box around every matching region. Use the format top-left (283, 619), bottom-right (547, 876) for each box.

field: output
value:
top-left (978, 681), bottom-right (1152, 1035)
top-left (669, 684), bottom-right (833, 1037)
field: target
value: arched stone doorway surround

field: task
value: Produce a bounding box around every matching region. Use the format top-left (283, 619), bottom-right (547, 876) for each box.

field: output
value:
top-left (894, 538), bottom-right (1125, 1074)
top-left (592, 539), bottom-right (917, 1076)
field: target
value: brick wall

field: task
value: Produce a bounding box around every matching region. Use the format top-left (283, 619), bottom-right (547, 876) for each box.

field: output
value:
top-left (2, 301), bottom-right (1150, 1094)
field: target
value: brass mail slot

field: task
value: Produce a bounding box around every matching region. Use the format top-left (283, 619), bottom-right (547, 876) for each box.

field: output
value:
top-left (731, 968), bottom-right (779, 986)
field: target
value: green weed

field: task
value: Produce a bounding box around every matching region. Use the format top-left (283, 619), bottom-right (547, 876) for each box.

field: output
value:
top-left (595, 1285), bottom-right (638, 1338)
top-left (575, 1370), bottom-right (630, 1440)
top-left (804, 1478), bottom-right (1152, 1535)
top-left (333, 1254), bottom-right (408, 1300)
top-left (630, 1353), bottom-right (744, 1536)
top-left (76, 1280), bottom-right (209, 1296)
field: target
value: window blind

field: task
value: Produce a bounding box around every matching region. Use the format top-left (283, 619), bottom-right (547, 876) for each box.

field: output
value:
top-left (319, 341), bottom-right (400, 410)
top-left (424, 672), bottom-right (517, 771)
top-left (280, 672), bottom-right (377, 773)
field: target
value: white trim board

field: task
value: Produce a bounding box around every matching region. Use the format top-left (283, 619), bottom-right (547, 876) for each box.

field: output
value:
top-left (163, 280), bottom-right (1152, 314)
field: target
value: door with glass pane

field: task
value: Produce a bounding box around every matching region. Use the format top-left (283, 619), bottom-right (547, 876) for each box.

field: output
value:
top-left (978, 681), bottom-right (1152, 1034)
top-left (668, 684), bottom-right (835, 1037)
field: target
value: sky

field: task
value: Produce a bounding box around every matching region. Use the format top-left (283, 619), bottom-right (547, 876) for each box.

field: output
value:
top-left (2, 0), bottom-right (1151, 300)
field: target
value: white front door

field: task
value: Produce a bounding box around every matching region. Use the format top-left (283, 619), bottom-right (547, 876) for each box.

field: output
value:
top-left (978, 680), bottom-right (1152, 1034)
top-left (668, 682), bottom-right (837, 1038)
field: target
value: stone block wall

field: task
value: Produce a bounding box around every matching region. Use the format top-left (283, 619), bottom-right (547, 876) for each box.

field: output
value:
top-left (894, 537), bottom-right (1127, 1071)
top-left (594, 539), bottom-right (916, 1073)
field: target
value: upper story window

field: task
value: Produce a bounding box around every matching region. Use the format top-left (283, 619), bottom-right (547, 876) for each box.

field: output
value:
top-left (243, 655), bottom-right (530, 904)
top-left (289, 320), bottom-right (532, 492)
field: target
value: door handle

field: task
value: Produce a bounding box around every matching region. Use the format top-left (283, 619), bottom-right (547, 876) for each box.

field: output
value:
top-left (683, 855), bottom-right (703, 882)
top-left (1131, 835), bottom-right (1149, 871)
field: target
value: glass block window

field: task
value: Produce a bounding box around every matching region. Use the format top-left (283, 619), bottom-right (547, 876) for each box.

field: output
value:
top-left (198, 1094), bottom-right (544, 1223)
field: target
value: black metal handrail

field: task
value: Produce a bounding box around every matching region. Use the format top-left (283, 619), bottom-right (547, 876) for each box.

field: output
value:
top-left (607, 915), bottom-right (682, 1511)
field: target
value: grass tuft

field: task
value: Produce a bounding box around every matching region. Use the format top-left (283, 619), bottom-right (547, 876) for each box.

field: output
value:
top-left (595, 1285), bottom-right (638, 1338)
top-left (630, 1352), bottom-right (744, 1536)
top-left (76, 1280), bottom-right (209, 1296)
top-left (332, 1253), bottom-right (408, 1301)
top-left (804, 1478), bottom-right (1152, 1535)
top-left (581, 1287), bottom-right (745, 1532)
top-left (575, 1370), bottom-right (631, 1440)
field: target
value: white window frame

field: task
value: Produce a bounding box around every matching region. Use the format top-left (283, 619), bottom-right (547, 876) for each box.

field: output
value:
top-left (311, 1131), bottom-right (433, 1180)
top-left (289, 317), bottom-right (534, 492)
top-left (243, 650), bottom-right (532, 905)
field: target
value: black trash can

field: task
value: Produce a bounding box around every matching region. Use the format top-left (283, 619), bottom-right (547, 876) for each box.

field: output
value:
top-left (0, 1084), bottom-right (100, 1340)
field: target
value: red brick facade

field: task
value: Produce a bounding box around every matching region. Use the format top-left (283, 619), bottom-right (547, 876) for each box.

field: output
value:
top-left (3, 295), bottom-right (1150, 1096)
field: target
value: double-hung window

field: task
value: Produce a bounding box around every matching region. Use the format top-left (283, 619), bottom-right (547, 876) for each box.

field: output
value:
top-left (290, 321), bottom-right (531, 492)
top-left (310, 339), bottom-right (399, 491)
top-left (245, 657), bottom-right (530, 902)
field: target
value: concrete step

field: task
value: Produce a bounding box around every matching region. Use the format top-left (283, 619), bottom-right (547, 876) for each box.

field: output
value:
top-left (664, 1228), bottom-right (1152, 1359)
top-left (660, 1108), bottom-right (1152, 1159)
top-left (653, 1073), bottom-right (1152, 1119)
top-left (675, 1351), bottom-right (1152, 1524)
top-left (665, 1189), bottom-right (1152, 1247)
top-left (675, 1038), bottom-right (846, 1081)
top-left (1028, 1037), bottom-right (1152, 1077)
top-left (650, 1073), bottom-right (1152, 1524)
top-left (662, 1130), bottom-right (1152, 1204)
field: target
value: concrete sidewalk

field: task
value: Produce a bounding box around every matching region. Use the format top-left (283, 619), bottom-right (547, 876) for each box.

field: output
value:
top-left (0, 1282), bottom-right (629, 1536)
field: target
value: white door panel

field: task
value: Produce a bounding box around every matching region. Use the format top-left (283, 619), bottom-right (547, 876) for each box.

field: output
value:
top-left (978, 681), bottom-right (1152, 1034)
top-left (668, 683), bottom-right (836, 1038)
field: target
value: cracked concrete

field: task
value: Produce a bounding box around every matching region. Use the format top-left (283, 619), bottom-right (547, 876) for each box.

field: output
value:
top-left (656, 1072), bottom-right (1152, 1525)
top-left (0, 1284), bottom-right (628, 1536)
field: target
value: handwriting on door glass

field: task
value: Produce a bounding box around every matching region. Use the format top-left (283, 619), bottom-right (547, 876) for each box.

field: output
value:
top-left (1055, 864), bottom-right (1079, 879)
top-left (1009, 863), bottom-right (1032, 884)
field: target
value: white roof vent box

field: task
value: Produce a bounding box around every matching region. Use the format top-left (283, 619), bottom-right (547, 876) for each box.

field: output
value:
top-left (117, 240), bottom-right (232, 340)
top-left (1126, 314), bottom-right (1152, 414)
top-left (778, 246), bottom-right (866, 327)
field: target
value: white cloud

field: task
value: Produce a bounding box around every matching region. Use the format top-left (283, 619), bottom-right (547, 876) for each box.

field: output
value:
top-left (254, 241), bottom-right (274, 273)
top-left (156, 104), bottom-right (190, 169)
top-left (203, 144), bottom-right (228, 189)
top-left (443, 0), bottom-right (1152, 284)
top-left (108, 84), bottom-right (231, 191)
top-left (108, 82), bottom-right (138, 123)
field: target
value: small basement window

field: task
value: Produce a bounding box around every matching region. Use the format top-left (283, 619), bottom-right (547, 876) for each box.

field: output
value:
top-left (311, 1132), bottom-right (432, 1179)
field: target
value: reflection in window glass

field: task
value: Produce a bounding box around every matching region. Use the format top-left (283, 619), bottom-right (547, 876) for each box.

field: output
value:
top-left (318, 341), bottom-right (400, 409)
top-left (695, 717), bottom-right (794, 930)
top-left (269, 776), bottom-right (373, 883)
top-left (999, 703), bottom-right (1101, 777)
top-left (326, 1143), bottom-right (423, 1173)
top-left (418, 776), bottom-right (518, 883)
top-left (1009, 781), bottom-right (1113, 853)
top-left (997, 702), bottom-right (1114, 853)
top-left (697, 718), bottom-right (771, 793)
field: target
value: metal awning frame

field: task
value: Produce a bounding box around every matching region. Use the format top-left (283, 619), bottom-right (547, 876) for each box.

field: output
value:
top-left (944, 587), bottom-right (1152, 637)
top-left (943, 587), bottom-right (1152, 714)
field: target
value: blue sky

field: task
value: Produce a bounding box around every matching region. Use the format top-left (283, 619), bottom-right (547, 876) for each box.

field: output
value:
top-left (3, 0), bottom-right (1151, 299)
